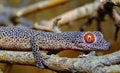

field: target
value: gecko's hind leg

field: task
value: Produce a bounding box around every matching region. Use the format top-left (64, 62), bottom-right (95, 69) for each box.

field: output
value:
top-left (30, 40), bottom-right (49, 69)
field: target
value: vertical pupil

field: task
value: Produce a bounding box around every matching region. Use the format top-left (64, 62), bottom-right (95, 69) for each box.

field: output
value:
top-left (88, 36), bottom-right (91, 42)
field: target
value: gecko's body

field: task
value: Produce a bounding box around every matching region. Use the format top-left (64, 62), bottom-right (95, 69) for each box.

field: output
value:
top-left (0, 26), bottom-right (110, 69)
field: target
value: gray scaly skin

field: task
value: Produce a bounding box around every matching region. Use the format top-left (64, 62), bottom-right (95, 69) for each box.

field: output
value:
top-left (0, 26), bottom-right (110, 69)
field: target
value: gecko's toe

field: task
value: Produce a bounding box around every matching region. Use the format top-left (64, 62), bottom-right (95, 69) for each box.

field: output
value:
top-left (36, 61), bottom-right (45, 69)
top-left (36, 56), bottom-right (49, 69)
top-left (36, 60), bottom-right (48, 69)
top-left (36, 62), bottom-right (48, 69)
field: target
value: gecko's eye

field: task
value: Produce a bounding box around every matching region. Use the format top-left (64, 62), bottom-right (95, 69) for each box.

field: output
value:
top-left (84, 33), bottom-right (95, 43)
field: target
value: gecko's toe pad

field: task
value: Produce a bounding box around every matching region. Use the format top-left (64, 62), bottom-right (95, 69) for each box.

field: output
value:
top-left (36, 61), bottom-right (45, 69)
top-left (36, 60), bottom-right (48, 69)
top-left (36, 56), bottom-right (49, 69)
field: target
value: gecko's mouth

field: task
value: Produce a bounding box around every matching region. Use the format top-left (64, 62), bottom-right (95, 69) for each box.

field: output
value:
top-left (76, 42), bottom-right (110, 51)
top-left (85, 43), bottom-right (110, 51)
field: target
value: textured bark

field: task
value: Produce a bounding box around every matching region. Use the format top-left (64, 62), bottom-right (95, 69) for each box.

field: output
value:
top-left (44, 0), bottom-right (120, 30)
top-left (0, 69), bottom-right (3, 73)
top-left (14, 0), bottom-right (69, 17)
top-left (0, 50), bottom-right (120, 73)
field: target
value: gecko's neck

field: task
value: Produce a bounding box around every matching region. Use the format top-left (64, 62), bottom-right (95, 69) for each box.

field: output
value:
top-left (56, 32), bottom-right (83, 40)
top-left (36, 31), bottom-right (84, 50)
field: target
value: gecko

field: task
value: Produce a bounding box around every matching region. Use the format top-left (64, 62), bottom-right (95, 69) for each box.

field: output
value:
top-left (0, 26), bottom-right (110, 69)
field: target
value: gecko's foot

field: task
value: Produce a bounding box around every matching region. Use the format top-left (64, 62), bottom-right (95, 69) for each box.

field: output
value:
top-left (36, 54), bottom-right (49, 69)
top-left (78, 51), bottom-right (96, 58)
top-left (36, 60), bottom-right (48, 69)
top-left (36, 61), bottom-right (45, 69)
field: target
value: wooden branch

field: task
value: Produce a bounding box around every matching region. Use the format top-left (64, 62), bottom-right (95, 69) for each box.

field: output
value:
top-left (14, 0), bottom-right (69, 17)
top-left (0, 68), bottom-right (3, 73)
top-left (30, 18), bottom-right (62, 32)
top-left (30, 23), bottom-right (54, 32)
top-left (93, 65), bottom-right (120, 73)
top-left (0, 69), bottom-right (3, 73)
top-left (0, 51), bottom-right (35, 65)
top-left (41, 0), bottom-right (120, 30)
top-left (0, 0), bottom-right (68, 32)
top-left (45, 0), bottom-right (101, 29)
top-left (1, 0), bottom-right (120, 32)
top-left (0, 50), bottom-right (120, 72)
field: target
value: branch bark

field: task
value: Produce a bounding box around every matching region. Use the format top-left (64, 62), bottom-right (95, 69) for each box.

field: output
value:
top-left (14, 0), bottom-right (69, 17)
top-left (93, 65), bottom-right (120, 73)
top-left (0, 0), bottom-right (69, 32)
top-left (1, 0), bottom-right (120, 32)
top-left (0, 69), bottom-right (3, 73)
top-left (0, 50), bottom-right (120, 73)
top-left (39, 0), bottom-right (120, 31)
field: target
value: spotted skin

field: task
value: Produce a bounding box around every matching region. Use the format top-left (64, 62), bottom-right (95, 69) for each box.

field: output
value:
top-left (0, 26), bottom-right (110, 69)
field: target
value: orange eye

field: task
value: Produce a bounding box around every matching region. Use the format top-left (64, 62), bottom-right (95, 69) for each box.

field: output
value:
top-left (84, 33), bottom-right (95, 43)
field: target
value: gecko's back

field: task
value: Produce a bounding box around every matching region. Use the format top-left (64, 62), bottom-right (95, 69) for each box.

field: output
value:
top-left (0, 27), bottom-right (31, 50)
top-left (0, 26), bottom-right (110, 51)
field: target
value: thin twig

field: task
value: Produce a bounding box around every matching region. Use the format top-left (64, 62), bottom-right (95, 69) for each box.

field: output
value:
top-left (43, 0), bottom-right (120, 30)
top-left (14, 0), bottom-right (69, 17)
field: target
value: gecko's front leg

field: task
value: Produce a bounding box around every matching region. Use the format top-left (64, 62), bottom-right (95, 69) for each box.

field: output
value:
top-left (30, 40), bottom-right (49, 69)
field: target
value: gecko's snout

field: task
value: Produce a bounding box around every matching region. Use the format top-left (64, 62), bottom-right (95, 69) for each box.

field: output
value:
top-left (103, 41), bottom-right (111, 50)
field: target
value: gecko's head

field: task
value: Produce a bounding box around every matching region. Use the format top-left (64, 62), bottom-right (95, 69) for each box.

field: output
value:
top-left (75, 31), bottom-right (110, 51)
